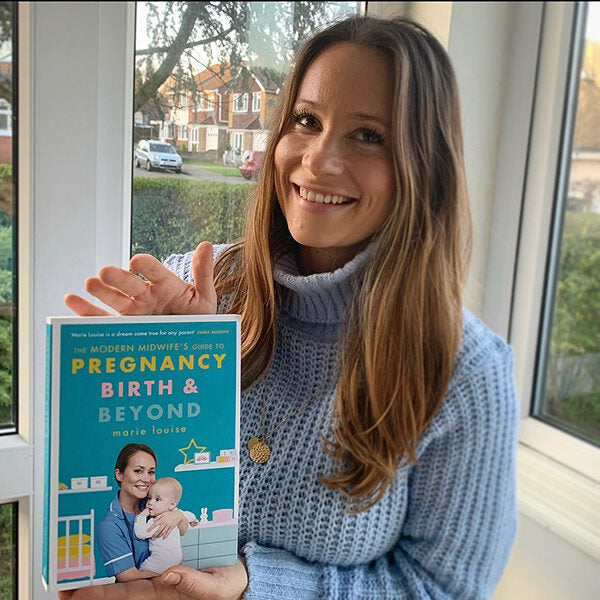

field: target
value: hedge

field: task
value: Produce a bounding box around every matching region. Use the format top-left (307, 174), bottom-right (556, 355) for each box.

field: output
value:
top-left (131, 177), bottom-right (253, 261)
top-left (546, 210), bottom-right (600, 439)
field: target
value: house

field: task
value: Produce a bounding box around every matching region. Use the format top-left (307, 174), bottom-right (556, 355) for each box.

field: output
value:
top-left (225, 66), bottom-right (281, 156)
top-left (158, 63), bottom-right (281, 160)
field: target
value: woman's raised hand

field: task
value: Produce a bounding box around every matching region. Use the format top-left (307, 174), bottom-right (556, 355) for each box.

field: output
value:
top-left (64, 242), bottom-right (217, 317)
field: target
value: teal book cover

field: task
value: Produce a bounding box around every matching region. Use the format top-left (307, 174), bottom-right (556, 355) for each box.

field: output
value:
top-left (42, 315), bottom-right (240, 592)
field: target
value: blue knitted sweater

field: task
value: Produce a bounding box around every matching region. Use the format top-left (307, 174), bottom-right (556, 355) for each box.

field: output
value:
top-left (164, 246), bottom-right (519, 600)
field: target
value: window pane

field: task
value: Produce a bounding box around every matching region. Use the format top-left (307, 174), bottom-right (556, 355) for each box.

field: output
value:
top-left (0, 1), bottom-right (15, 431)
top-left (131, 1), bottom-right (361, 261)
top-left (0, 503), bottom-right (17, 599)
top-left (536, 3), bottom-right (600, 444)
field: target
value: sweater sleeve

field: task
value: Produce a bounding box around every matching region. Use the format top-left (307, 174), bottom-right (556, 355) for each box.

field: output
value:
top-left (241, 345), bottom-right (520, 600)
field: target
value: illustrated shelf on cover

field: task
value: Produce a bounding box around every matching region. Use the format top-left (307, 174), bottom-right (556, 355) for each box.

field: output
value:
top-left (43, 315), bottom-right (241, 593)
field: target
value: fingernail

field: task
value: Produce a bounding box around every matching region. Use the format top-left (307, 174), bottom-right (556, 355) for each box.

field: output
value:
top-left (163, 572), bottom-right (181, 585)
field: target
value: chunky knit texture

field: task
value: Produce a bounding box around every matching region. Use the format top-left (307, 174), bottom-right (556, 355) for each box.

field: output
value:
top-left (164, 246), bottom-right (519, 600)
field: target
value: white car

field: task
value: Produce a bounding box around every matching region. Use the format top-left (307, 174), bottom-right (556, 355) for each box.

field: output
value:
top-left (135, 140), bottom-right (182, 173)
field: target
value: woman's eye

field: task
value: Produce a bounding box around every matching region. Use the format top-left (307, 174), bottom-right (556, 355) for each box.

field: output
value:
top-left (357, 128), bottom-right (384, 145)
top-left (292, 110), bottom-right (318, 129)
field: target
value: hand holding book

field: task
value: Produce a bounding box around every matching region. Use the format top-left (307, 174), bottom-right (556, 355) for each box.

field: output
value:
top-left (64, 241), bottom-right (217, 317)
top-left (57, 559), bottom-right (249, 600)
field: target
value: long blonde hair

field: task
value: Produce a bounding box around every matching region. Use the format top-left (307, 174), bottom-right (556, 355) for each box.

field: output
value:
top-left (215, 16), bottom-right (471, 510)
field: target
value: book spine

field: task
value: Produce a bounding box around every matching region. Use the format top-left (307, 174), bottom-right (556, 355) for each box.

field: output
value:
top-left (42, 322), bottom-right (52, 587)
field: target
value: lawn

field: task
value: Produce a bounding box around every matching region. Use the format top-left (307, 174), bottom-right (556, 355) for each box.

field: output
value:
top-left (182, 160), bottom-right (242, 177)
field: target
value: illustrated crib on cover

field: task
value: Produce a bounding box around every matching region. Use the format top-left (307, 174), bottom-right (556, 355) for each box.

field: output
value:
top-left (57, 509), bottom-right (95, 582)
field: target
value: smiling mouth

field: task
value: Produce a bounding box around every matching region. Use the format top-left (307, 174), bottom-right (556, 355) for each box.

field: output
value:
top-left (297, 185), bottom-right (354, 205)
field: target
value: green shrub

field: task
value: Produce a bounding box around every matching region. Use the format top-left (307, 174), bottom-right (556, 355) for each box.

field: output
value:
top-left (0, 317), bottom-right (12, 425)
top-left (546, 210), bottom-right (600, 438)
top-left (0, 502), bottom-right (15, 600)
top-left (131, 177), bottom-right (253, 261)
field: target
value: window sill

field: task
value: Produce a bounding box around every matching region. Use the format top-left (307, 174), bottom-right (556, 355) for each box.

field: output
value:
top-left (0, 434), bottom-right (33, 502)
top-left (517, 419), bottom-right (600, 561)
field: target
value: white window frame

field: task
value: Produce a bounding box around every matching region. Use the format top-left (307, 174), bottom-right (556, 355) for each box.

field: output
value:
top-left (0, 100), bottom-right (11, 135)
top-left (16, 4), bottom-right (135, 598)
top-left (231, 131), bottom-right (243, 150)
top-left (478, 1), bottom-right (600, 561)
top-left (232, 92), bottom-right (248, 113)
top-left (178, 124), bottom-right (187, 140)
top-left (252, 91), bottom-right (261, 113)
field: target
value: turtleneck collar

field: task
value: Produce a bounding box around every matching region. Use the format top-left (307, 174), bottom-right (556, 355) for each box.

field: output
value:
top-left (273, 243), bottom-right (373, 324)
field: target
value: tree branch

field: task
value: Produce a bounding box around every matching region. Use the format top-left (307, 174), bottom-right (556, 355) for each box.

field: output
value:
top-left (135, 26), bottom-right (235, 57)
top-left (135, 2), bottom-right (204, 114)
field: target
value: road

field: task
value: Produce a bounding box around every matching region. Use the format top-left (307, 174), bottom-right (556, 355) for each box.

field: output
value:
top-left (132, 162), bottom-right (251, 185)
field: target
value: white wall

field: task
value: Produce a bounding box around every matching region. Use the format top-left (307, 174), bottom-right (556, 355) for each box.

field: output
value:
top-left (28, 3), bottom-right (134, 597)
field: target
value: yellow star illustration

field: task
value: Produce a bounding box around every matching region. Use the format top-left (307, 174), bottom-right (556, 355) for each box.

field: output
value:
top-left (178, 438), bottom-right (206, 465)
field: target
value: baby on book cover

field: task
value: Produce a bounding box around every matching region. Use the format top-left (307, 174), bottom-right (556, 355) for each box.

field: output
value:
top-left (43, 316), bottom-right (240, 592)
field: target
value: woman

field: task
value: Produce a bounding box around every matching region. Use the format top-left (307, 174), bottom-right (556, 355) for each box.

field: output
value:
top-left (64, 15), bottom-right (519, 600)
top-left (97, 443), bottom-right (189, 582)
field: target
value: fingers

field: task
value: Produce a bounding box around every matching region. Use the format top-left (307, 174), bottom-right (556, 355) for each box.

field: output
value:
top-left (129, 254), bottom-right (176, 284)
top-left (192, 242), bottom-right (217, 310)
top-left (85, 277), bottom-right (138, 314)
top-left (64, 293), bottom-right (113, 317)
top-left (99, 265), bottom-right (149, 297)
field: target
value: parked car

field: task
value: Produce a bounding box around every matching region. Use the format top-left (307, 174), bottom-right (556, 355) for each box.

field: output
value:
top-left (135, 140), bottom-right (182, 173)
top-left (239, 151), bottom-right (264, 179)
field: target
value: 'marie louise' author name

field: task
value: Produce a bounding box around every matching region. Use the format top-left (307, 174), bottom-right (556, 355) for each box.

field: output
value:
top-left (71, 353), bottom-right (227, 374)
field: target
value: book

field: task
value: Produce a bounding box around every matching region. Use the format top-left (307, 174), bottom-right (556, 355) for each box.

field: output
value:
top-left (42, 315), bottom-right (240, 592)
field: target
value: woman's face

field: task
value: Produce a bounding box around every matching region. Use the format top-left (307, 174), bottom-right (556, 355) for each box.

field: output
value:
top-left (274, 42), bottom-right (395, 271)
top-left (115, 450), bottom-right (156, 501)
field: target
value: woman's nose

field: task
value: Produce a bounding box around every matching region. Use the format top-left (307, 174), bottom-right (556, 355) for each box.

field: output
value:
top-left (302, 134), bottom-right (345, 177)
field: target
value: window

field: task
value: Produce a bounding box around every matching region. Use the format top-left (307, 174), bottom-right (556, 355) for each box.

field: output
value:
top-left (232, 131), bottom-right (243, 151)
top-left (178, 124), bottom-right (187, 140)
top-left (505, 1), bottom-right (600, 562)
top-left (233, 92), bottom-right (248, 113)
top-left (0, 3), bottom-right (21, 599)
top-left (532, 3), bottom-right (600, 446)
top-left (0, 3), bottom-right (15, 434)
top-left (197, 93), bottom-right (213, 112)
top-left (252, 91), bottom-right (261, 113)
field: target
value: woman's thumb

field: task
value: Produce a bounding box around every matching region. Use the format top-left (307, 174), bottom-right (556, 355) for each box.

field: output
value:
top-left (161, 566), bottom-right (208, 596)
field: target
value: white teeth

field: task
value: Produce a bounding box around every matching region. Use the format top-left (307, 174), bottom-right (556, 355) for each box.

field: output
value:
top-left (299, 186), bottom-right (350, 205)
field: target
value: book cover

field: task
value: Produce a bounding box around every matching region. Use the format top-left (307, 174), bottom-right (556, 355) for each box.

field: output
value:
top-left (42, 315), bottom-right (240, 592)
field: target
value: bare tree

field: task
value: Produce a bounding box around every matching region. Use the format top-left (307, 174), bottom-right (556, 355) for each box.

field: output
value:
top-left (134, 1), bottom-right (359, 115)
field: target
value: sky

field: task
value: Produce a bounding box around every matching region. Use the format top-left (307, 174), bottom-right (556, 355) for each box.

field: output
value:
top-left (587, 2), bottom-right (600, 41)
